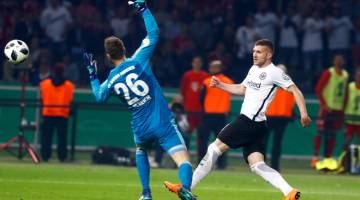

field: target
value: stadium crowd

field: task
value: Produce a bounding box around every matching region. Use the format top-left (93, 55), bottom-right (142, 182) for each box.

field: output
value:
top-left (1, 0), bottom-right (360, 92)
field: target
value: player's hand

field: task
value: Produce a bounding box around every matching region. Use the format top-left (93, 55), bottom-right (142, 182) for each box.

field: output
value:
top-left (300, 114), bottom-right (311, 128)
top-left (209, 76), bottom-right (221, 87)
top-left (128, 0), bottom-right (147, 12)
top-left (83, 52), bottom-right (97, 80)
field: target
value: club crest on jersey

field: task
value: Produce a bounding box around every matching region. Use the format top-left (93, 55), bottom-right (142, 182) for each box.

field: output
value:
top-left (282, 72), bottom-right (290, 80)
top-left (259, 72), bottom-right (267, 80)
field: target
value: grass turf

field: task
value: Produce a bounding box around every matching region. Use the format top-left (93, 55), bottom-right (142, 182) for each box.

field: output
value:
top-left (0, 161), bottom-right (360, 200)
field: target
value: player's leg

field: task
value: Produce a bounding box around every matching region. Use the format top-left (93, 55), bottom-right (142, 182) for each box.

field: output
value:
top-left (160, 120), bottom-right (196, 199)
top-left (213, 114), bottom-right (228, 169)
top-left (312, 111), bottom-right (325, 167)
top-left (196, 116), bottom-right (212, 163)
top-left (343, 124), bottom-right (355, 150)
top-left (41, 117), bottom-right (55, 161)
top-left (191, 139), bottom-right (229, 190)
top-left (271, 119), bottom-right (288, 171)
top-left (248, 152), bottom-right (296, 197)
top-left (245, 123), bottom-right (300, 200)
top-left (135, 141), bottom-right (152, 199)
top-left (56, 117), bottom-right (68, 162)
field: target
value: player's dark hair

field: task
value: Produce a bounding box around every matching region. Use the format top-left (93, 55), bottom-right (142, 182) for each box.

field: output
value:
top-left (255, 39), bottom-right (274, 54)
top-left (104, 36), bottom-right (126, 60)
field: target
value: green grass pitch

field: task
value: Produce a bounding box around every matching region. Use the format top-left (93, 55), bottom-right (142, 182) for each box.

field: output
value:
top-left (0, 162), bottom-right (360, 200)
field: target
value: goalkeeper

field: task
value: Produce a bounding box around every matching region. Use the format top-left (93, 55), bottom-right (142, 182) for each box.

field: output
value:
top-left (84, 1), bottom-right (196, 200)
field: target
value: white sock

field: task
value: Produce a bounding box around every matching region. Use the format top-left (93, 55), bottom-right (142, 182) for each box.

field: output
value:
top-left (191, 143), bottom-right (222, 190)
top-left (250, 161), bottom-right (293, 196)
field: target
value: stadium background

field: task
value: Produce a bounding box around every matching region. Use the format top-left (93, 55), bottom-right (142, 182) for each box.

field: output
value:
top-left (1, 0), bottom-right (359, 157)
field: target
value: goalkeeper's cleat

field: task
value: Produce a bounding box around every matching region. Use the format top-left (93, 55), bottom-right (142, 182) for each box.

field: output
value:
top-left (139, 194), bottom-right (152, 200)
top-left (164, 181), bottom-right (181, 194)
top-left (178, 187), bottom-right (197, 200)
top-left (283, 189), bottom-right (301, 200)
top-left (164, 181), bottom-right (197, 200)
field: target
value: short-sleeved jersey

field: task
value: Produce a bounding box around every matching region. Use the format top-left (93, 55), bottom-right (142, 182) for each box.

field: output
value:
top-left (240, 63), bottom-right (294, 121)
top-left (90, 9), bottom-right (173, 138)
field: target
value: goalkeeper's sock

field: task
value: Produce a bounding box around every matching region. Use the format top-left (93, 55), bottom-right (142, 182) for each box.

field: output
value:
top-left (251, 161), bottom-right (293, 196)
top-left (178, 161), bottom-right (193, 190)
top-left (136, 149), bottom-right (151, 195)
top-left (191, 143), bottom-right (222, 190)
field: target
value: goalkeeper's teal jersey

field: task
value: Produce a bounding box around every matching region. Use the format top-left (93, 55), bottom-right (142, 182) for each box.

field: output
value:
top-left (90, 9), bottom-right (173, 139)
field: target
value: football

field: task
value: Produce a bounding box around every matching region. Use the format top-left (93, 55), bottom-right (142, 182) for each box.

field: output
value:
top-left (4, 39), bottom-right (29, 64)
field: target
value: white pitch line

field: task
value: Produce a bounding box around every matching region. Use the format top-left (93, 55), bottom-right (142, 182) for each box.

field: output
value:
top-left (0, 178), bottom-right (359, 197)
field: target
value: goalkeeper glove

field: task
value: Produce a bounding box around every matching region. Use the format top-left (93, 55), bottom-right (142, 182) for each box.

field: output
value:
top-left (128, 0), bottom-right (147, 12)
top-left (83, 52), bottom-right (97, 80)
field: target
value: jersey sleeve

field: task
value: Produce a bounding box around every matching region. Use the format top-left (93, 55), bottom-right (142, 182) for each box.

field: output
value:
top-left (90, 79), bottom-right (110, 102)
top-left (130, 9), bottom-right (159, 69)
top-left (271, 68), bottom-right (294, 89)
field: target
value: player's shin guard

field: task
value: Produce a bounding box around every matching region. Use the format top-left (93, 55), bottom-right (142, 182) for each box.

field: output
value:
top-left (178, 161), bottom-right (193, 190)
top-left (250, 161), bottom-right (293, 196)
top-left (136, 149), bottom-right (151, 196)
top-left (191, 143), bottom-right (222, 190)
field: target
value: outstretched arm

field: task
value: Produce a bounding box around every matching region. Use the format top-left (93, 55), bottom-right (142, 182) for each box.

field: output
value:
top-left (287, 84), bottom-right (311, 127)
top-left (210, 76), bottom-right (246, 96)
top-left (130, 3), bottom-right (159, 65)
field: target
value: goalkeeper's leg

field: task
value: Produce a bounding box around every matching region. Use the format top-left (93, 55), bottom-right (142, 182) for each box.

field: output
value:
top-left (135, 146), bottom-right (152, 198)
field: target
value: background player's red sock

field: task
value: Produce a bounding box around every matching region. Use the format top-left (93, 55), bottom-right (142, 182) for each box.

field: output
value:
top-left (313, 134), bottom-right (322, 157)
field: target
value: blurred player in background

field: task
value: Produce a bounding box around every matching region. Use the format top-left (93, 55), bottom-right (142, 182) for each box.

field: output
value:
top-left (165, 39), bottom-right (311, 200)
top-left (197, 60), bottom-right (233, 169)
top-left (180, 56), bottom-right (209, 145)
top-left (84, 1), bottom-right (196, 200)
top-left (312, 54), bottom-right (348, 170)
top-left (341, 68), bottom-right (360, 152)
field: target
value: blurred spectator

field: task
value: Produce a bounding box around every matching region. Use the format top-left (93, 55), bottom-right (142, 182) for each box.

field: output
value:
top-left (352, 17), bottom-right (360, 67)
top-left (39, 64), bottom-right (75, 162)
top-left (30, 57), bottom-right (51, 86)
top-left (163, 9), bottom-right (181, 40)
top-left (265, 64), bottom-right (295, 172)
top-left (189, 10), bottom-right (213, 51)
top-left (152, 41), bottom-right (178, 87)
top-left (325, 6), bottom-right (353, 67)
top-left (278, 6), bottom-right (301, 70)
top-left (180, 56), bottom-right (209, 134)
top-left (198, 60), bottom-right (233, 169)
top-left (235, 15), bottom-right (259, 73)
top-left (14, 9), bottom-right (42, 44)
top-left (312, 54), bottom-right (349, 169)
top-left (40, 0), bottom-right (72, 60)
top-left (110, 6), bottom-right (130, 38)
top-left (302, 10), bottom-right (324, 75)
top-left (63, 53), bottom-right (79, 86)
top-left (254, 0), bottom-right (278, 43)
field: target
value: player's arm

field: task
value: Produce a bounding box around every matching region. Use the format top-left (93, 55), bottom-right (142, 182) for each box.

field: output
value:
top-left (210, 76), bottom-right (246, 96)
top-left (315, 70), bottom-right (331, 110)
top-left (84, 53), bottom-right (110, 102)
top-left (130, 1), bottom-right (159, 65)
top-left (287, 84), bottom-right (311, 127)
